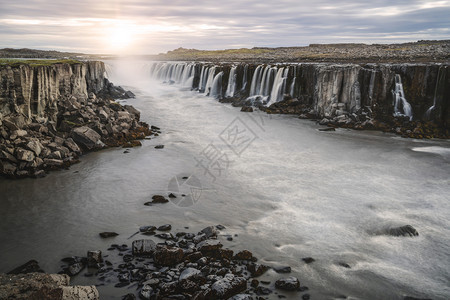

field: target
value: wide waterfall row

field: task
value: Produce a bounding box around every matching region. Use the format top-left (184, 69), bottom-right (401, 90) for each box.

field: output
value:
top-left (146, 61), bottom-right (449, 123)
top-left (147, 61), bottom-right (294, 104)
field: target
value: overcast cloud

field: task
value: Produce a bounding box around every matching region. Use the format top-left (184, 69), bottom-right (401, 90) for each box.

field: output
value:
top-left (0, 0), bottom-right (449, 54)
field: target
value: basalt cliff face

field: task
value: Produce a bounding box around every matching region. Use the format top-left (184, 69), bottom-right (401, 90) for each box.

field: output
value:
top-left (0, 61), bottom-right (153, 178)
top-left (150, 62), bottom-right (450, 137)
top-left (0, 61), bottom-right (107, 128)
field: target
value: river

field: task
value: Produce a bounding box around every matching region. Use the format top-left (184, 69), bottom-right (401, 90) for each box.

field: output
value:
top-left (0, 60), bottom-right (449, 299)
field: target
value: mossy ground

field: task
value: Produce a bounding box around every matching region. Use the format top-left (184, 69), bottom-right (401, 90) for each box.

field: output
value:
top-left (0, 59), bottom-right (82, 67)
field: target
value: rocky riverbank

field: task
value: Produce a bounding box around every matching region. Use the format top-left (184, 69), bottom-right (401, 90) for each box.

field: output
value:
top-left (0, 60), bottom-right (156, 178)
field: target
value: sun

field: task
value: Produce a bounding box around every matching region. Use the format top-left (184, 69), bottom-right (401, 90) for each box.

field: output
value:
top-left (105, 23), bottom-right (136, 53)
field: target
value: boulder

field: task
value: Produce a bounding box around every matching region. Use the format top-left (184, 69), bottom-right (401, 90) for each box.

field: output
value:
top-left (87, 250), bottom-right (103, 267)
top-left (179, 267), bottom-right (202, 281)
top-left (153, 245), bottom-right (184, 266)
top-left (7, 260), bottom-right (44, 274)
top-left (132, 239), bottom-right (157, 256)
top-left (26, 140), bottom-right (43, 156)
top-left (16, 148), bottom-right (35, 162)
top-left (99, 232), bottom-right (119, 238)
top-left (210, 274), bottom-right (247, 299)
top-left (71, 126), bottom-right (104, 150)
top-left (275, 276), bottom-right (300, 291)
top-left (387, 225), bottom-right (419, 237)
top-left (64, 138), bottom-right (81, 154)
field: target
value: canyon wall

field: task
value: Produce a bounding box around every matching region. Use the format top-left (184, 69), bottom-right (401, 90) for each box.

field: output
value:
top-left (150, 62), bottom-right (450, 128)
top-left (0, 61), bottom-right (107, 129)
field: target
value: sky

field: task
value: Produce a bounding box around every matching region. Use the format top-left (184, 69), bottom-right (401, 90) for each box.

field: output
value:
top-left (0, 0), bottom-right (449, 55)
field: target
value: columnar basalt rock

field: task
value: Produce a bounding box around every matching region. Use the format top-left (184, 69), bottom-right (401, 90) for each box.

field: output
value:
top-left (0, 61), bottom-right (153, 178)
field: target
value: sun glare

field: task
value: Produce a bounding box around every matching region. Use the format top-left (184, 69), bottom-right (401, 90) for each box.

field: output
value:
top-left (105, 23), bottom-right (136, 53)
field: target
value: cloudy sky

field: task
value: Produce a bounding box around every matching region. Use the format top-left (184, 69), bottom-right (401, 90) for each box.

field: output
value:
top-left (0, 0), bottom-right (449, 54)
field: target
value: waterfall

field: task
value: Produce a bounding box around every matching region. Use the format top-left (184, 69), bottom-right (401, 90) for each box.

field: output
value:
top-left (249, 65), bottom-right (263, 96)
top-left (425, 66), bottom-right (446, 119)
top-left (204, 67), bottom-right (216, 96)
top-left (289, 77), bottom-right (296, 97)
top-left (225, 66), bottom-right (237, 98)
top-left (392, 74), bottom-right (413, 120)
top-left (268, 67), bottom-right (288, 106)
top-left (210, 71), bottom-right (224, 99)
top-left (259, 66), bottom-right (271, 95)
top-left (198, 66), bottom-right (206, 91)
top-left (241, 64), bottom-right (248, 91)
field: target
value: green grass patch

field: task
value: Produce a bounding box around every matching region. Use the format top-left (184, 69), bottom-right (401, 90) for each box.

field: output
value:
top-left (0, 59), bottom-right (82, 67)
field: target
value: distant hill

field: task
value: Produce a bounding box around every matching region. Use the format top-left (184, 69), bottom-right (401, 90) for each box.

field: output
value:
top-left (0, 48), bottom-right (112, 60)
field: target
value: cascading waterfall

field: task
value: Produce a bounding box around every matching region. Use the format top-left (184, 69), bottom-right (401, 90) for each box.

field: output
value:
top-left (392, 74), bottom-right (413, 120)
top-left (425, 66), bottom-right (446, 119)
top-left (249, 66), bottom-right (263, 96)
top-left (268, 67), bottom-right (289, 106)
top-left (241, 65), bottom-right (248, 92)
top-left (204, 67), bottom-right (217, 96)
top-left (290, 77), bottom-right (296, 97)
top-left (225, 66), bottom-right (237, 98)
top-left (210, 71), bottom-right (224, 99)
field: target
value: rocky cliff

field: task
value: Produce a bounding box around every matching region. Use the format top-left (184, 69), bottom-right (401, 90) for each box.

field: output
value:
top-left (150, 61), bottom-right (450, 137)
top-left (0, 61), bottom-right (154, 178)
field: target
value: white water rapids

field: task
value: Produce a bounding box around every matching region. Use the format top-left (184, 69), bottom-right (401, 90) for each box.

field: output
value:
top-left (0, 60), bottom-right (449, 299)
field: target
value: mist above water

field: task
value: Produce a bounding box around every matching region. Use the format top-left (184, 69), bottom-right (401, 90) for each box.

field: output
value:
top-left (0, 59), bottom-right (449, 299)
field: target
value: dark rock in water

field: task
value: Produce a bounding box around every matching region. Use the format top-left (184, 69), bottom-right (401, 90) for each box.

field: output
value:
top-left (302, 294), bottom-right (311, 300)
top-left (234, 250), bottom-right (254, 261)
top-left (168, 193), bottom-right (177, 198)
top-left (132, 239), bottom-right (156, 256)
top-left (154, 145), bottom-right (164, 149)
top-left (114, 282), bottom-right (129, 288)
top-left (273, 266), bottom-right (292, 273)
top-left (7, 260), bottom-right (44, 274)
top-left (275, 276), bottom-right (300, 291)
top-left (241, 106), bottom-right (253, 112)
top-left (124, 91), bottom-right (135, 98)
top-left (140, 284), bottom-right (155, 299)
top-left (139, 225), bottom-right (156, 233)
top-left (122, 293), bottom-right (136, 300)
top-left (230, 295), bottom-right (253, 300)
top-left (250, 279), bottom-right (259, 288)
top-left (158, 224), bottom-right (172, 231)
top-left (151, 195), bottom-right (168, 203)
top-left (151, 125), bottom-right (160, 131)
top-left (67, 263), bottom-right (85, 276)
top-left (302, 257), bottom-right (315, 264)
top-left (318, 127), bottom-right (336, 131)
top-left (182, 176), bottom-right (188, 179)
top-left (338, 262), bottom-right (351, 269)
top-left (210, 274), bottom-right (247, 299)
top-left (153, 245), bottom-right (184, 266)
top-left (200, 226), bottom-right (218, 239)
top-left (216, 224), bottom-right (226, 230)
top-left (256, 286), bottom-right (273, 295)
top-left (87, 250), bottom-right (103, 268)
top-left (387, 225), bottom-right (419, 237)
top-left (155, 233), bottom-right (174, 240)
top-left (404, 297), bottom-right (433, 300)
top-left (99, 232), bottom-right (119, 238)
top-left (247, 263), bottom-right (269, 277)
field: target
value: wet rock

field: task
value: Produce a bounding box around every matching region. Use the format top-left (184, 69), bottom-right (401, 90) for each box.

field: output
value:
top-left (140, 284), bottom-right (155, 299)
top-left (230, 294), bottom-right (253, 300)
top-left (200, 226), bottom-right (218, 238)
top-left (158, 224), bottom-right (172, 231)
top-left (179, 267), bottom-right (202, 281)
top-left (154, 145), bottom-right (164, 149)
top-left (234, 250), bottom-right (254, 261)
top-left (87, 250), bottom-right (103, 267)
top-left (99, 232), bottom-right (119, 238)
top-left (247, 263), bottom-right (269, 277)
top-left (168, 193), bottom-right (177, 198)
top-left (273, 266), bottom-right (292, 273)
top-left (7, 260), bottom-right (44, 274)
top-left (387, 225), bottom-right (419, 237)
top-left (338, 262), bottom-right (351, 268)
top-left (67, 263), bottom-right (85, 276)
top-left (256, 286), bottom-right (273, 295)
top-left (154, 245), bottom-right (184, 266)
top-left (210, 274), bottom-right (247, 299)
top-left (0, 273), bottom-right (99, 299)
top-left (318, 127), bottom-right (336, 131)
top-left (275, 276), bottom-right (300, 291)
top-left (132, 239), bottom-right (157, 256)
top-left (302, 257), bottom-right (315, 264)
top-left (122, 293), bottom-right (136, 300)
top-left (302, 294), bottom-right (311, 300)
top-left (139, 226), bottom-right (156, 233)
top-left (241, 106), bottom-right (253, 112)
top-left (151, 195), bottom-right (169, 203)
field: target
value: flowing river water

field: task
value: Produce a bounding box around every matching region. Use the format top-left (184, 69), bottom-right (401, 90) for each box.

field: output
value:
top-left (0, 60), bottom-right (449, 299)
